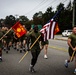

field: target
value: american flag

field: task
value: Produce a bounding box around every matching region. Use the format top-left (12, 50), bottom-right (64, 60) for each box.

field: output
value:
top-left (40, 19), bottom-right (59, 41)
top-left (40, 8), bottom-right (62, 41)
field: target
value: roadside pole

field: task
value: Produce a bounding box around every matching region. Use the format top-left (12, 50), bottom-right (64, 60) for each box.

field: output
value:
top-left (72, 0), bottom-right (76, 27)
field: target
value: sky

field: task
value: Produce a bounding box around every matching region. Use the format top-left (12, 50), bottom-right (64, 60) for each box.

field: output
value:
top-left (0, 0), bottom-right (73, 20)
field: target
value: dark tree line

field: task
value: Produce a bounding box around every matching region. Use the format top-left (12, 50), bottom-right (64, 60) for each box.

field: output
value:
top-left (0, 2), bottom-right (74, 33)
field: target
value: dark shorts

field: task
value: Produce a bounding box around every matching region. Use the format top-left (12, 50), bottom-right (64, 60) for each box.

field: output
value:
top-left (42, 40), bottom-right (49, 46)
top-left (0, 43), bottom-right (3, 48)
top-left (68, 48), bottom-right (76, 56)
top-left (13, 38), bottom-right (19, 43)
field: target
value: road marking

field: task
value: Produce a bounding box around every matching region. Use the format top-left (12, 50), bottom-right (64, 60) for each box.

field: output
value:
top-left (49, 45), bottom-right (68, 52)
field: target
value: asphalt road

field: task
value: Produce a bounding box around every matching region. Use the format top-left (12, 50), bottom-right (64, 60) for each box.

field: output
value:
top-left (0, 38), bottom-right (75, 75)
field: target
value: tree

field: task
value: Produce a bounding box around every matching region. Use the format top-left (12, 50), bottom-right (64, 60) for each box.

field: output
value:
top-left (4, 15), bottom-right (16, 28)
top-left (42, 7), bottom-right (54, 25)
top-left (33, 11), bottom-right (43, 18)
top-left (66, 0), bottom-right (71, 10)
top-left (55, 3), bottom-right (72, 33)
top-left (33, 11), bottom-right (43, 25)
top-left (19, 15), bottom-right (29, 25)
top-left (56, 3), bottom-right (64, 12)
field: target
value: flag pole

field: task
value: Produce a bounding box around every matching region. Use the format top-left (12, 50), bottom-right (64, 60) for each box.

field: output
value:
top-left (18, 35), bottom-right (41, 63)
top-left (70, 50), bottom-right (75, 62)
top-left (0, 27), bottom-right (12, 41)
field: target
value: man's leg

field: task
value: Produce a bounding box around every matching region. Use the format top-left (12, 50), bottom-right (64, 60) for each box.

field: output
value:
top-left (74, 55), bottom-right (76, 74)
top-left (29, 51), bottom-right (40, 72)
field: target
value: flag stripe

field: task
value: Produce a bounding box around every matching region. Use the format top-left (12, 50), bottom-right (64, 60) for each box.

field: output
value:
top-left (49, 20), bottom-right (53, 39)
top-left (51, 21), bottom-right (56, 39)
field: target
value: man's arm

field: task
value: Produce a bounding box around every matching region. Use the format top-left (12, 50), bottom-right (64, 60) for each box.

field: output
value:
top-left (67, 38), bottom-right (76, 51)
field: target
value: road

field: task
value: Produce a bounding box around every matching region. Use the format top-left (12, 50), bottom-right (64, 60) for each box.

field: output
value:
top-left (0, 36), bottom-right (75, 75)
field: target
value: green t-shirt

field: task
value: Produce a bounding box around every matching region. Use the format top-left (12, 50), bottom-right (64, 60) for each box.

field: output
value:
top-left (2, 30), bottom-right (8, 41)
top-left (68, 33), bottom-right (76, 50)
top-left (27, 30), bottom-right (41, 51)
top-left (6, 30), bottom-right (13, 42)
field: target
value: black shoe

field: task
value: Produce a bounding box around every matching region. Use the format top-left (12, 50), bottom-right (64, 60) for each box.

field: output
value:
top-left (8, 47), bottom-right (10, 50)
top-left (29, 65), bottom-right (36, 73)
top-left (14, 47), bottom-right (16, 49)
top-left (23, 49), bottom-right (26, 52)
top-left (32, 68), bottom-right (36, 73)
top-left (17, 49), bottom-right (19, 51)
top-left (6, 51), bottom-right (8, 53)
top-left (20, 50), bottom-right (22, 53)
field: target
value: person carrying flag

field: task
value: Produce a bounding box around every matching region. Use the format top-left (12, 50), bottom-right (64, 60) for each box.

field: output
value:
top-left (27, 25), bottom-right (43, 72)
top-left (64, 26), bottom-right (76, 74)
top-left (12, 21), bottom-right (27, 52)
top-left (3, 27), bottom-right (13, 53)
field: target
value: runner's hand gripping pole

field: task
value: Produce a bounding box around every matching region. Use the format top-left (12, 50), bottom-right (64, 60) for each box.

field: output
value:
top-left (18, 35), bottom-right (41, 63)
top-left (70, 49), bottom-right (76, 62)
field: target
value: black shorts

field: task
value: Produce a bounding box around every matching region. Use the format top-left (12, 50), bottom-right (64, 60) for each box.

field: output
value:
top-left (68, 49), bottom-right (76, 56)
top-left (13, 38), bottom-right (19, 43)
